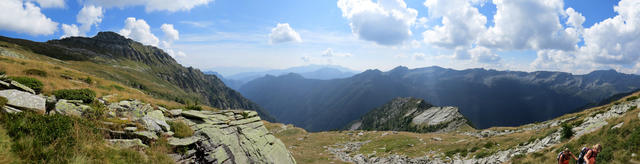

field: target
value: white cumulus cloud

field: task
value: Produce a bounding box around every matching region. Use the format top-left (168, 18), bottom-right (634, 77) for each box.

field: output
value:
top-left (161, 24), bottom-right (179, 41)
top-left (83, 0), bottom-right (213, 12)
top-left (337, 0), bottom-right (418, 45)
top-left (77, 5), bottom-right (103, 32)
top-left (268, 23), bottom-right (302, 44)
top-left (422, 0), bottom-right (487, 49)
top-left (478, 0), bottom-right (578, 51)
top-left (532, 0), bottom-right (640, 74)
top-left (0, 0), bottom-right (58, 36)
top-left (119, 17), bottom-right (159, 46)
top-left (60, 24), bottom-right (80, 38)
top-left (469, 46), bottom-right (500, 63)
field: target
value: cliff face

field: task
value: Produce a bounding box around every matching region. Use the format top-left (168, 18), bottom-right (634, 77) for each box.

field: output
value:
top-left (0, 32), bottom-right (274, 121)
top-left (348, 97), bottom-right (472, 133)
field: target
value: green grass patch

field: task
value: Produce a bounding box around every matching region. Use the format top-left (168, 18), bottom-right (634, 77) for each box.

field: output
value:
top-left (53, 88), bottom-right (96, 103)
top-left (8, 76), bottom-right (44, 93)
top-left (359, 135), bottom-right (419, 156)
top-left (167, 121), bottom-right (193, 138)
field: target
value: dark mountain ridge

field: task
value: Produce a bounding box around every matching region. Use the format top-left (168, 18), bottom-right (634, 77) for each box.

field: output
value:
top-left (240, 66), bottom-right (640, 131)
top-left (0, 32), bottom-right (274, 121)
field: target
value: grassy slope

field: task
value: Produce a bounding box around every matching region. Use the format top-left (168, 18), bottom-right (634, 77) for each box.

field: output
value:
top-left (266, 92), bottom-right (640, 163)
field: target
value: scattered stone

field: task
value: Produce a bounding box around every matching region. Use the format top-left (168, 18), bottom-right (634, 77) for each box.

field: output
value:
top-left (611, 122), bottom-right (624, 129)
top-left (3, 105), bottom-right (22, 113)
top-left (431, 137), bottom-right (443, 141)
top-left (10, 81), bottom-right (35, 94)
top-left (169, 109), bottom-right (182, 116)
top-left (357, 132), bottom-right (364, 136)
top-left (107, 139), bottom-right (148, 149)
top-left (133, 131), bottom-right (158, 142)
top-left (0, 89), bottom-right (45, 113)
top-left (0, 80), bottom-right (10, 89)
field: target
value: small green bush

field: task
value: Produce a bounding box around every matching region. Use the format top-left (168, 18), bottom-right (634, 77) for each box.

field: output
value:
top-left (53, 89), bottom-right (96, 103)
top-left (167, 121), bottom-right (193, 138)
top-left (23, 69), bottom-right (47, 77)
top-left (561, 123), bottom-right (574, 140)
top-left (475, 151), bottom-right (491, 158)
top-left (626, 96), bottom-right (639, 102)
top-left (83, 77), bottom-right (93, 84)
top-left (8, 76), bottom-right (44, 93)
top-left (483, 141), bottom-right (495, 148)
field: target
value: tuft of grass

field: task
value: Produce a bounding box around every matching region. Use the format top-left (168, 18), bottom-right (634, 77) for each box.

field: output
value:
top-left (626, 96), bottom-right (639, 102)
top-left (8, 76), bottom-right (44, 93)
top-left (184, 104), bottom-right (202, 111)
top-left (168, 121), bottom-right (194, 138)
top-left (53, 88), bottom-right (96, 103)
top-left (0, 96), bottom-right (7, 108)
top-left (23, 69), bottom-right (47, 77)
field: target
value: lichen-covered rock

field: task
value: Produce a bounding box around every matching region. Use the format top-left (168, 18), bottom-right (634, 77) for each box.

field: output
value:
top-left (168, 136), bottom-right (201, 147)
top-left (54, 99), bottom-right (92, 116)
top-left (0, 89), bottom-right (45, 113)
top-left (174, 110), bottom-right (296, 164)
top-left (133, 131), bottom-right (158, 142)
top-left (139, 110), bottom-right (170, 133)
top-left (10, 81), bottom-right (35, 94)
top-left (169, 109), bottom-right (183, 116)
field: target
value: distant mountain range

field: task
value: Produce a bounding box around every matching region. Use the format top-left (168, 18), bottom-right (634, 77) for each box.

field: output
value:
top-left (0, 32), bottom-right (274, 121)
top-left (205, 65), bottom-right (359, 90)
top-left (239, 66), bottom-right (640, 131)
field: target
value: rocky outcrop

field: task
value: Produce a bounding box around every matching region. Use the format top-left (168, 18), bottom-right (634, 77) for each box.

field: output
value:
top-left (97, 98), bottom-right (296, 164)
top-left (0, 89), bottom-right (45, 113)
top-left (169, 110), bottom-right (296, 164)
top-left (347, 97), bottom-right (471, 133)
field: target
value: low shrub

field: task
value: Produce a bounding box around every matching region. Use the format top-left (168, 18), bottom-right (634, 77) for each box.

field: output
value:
top-left (626, 96), bottom-right (639, 102)
top-left (23, 69), bottom-right (47, 77)
top-left (0, 112), bottom-right (83, 163)
top-left (561, 123), bottom-right (574, 140)
top-left (83, 77), bottom-right (93, 84)
top-left (8, 76), bottom-right (44, 93)
top-left (167, 121), bottom-right (194, 138)
top-left (53, 88), bottom-right (96, 103)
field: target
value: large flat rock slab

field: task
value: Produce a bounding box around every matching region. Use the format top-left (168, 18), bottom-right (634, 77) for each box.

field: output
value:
top-left (0, 89), bottom-right (45, 113)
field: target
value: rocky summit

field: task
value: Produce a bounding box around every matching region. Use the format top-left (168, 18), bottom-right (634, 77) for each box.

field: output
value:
top-left (348, 97), bottom-right (472, 133)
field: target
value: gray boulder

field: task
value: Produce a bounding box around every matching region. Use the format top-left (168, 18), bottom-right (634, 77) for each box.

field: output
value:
top-left (139, 110), bottom-right (170, 133)
top-left (54, 99), bottom-right (92, 116)
top-left (0, 89), bottom-right (45, 113)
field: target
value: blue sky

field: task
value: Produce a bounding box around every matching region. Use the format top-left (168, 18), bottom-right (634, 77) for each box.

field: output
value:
top-left (2, 0), bottom-right (639, 76)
